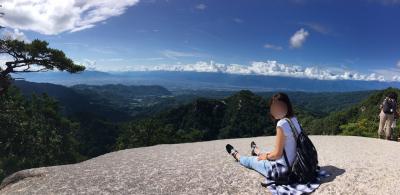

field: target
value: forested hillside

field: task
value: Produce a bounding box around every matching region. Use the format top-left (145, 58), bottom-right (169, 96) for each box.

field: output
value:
top-left (115, 89), bottom-right (388, 149)
top-left (306, 87), bottom-right (400, 138)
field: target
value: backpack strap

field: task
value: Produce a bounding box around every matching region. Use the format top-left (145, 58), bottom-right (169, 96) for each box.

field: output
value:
top-left (283, 149), bottom-right (291, 169)
top-left (282, 117), bottom-right (299, 169)
top-left (284, 118), bottom-right (299, 139)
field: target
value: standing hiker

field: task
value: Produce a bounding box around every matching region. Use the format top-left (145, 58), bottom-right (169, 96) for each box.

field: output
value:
top-left (378, 92), bottom-right (398, 140)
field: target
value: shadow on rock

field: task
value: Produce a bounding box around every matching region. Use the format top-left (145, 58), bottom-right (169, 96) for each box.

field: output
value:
top-left (319, 165), bottom-right (345, 184)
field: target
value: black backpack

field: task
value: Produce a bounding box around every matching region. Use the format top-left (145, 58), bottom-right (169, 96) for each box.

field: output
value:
top-left (383, 98), bottom-right (396, 114)
top-left (263, 118), bottom-right (319, 186)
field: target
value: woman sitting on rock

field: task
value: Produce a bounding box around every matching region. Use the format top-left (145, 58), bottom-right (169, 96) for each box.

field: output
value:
top-left (225, 92), bottom-right (302, 181)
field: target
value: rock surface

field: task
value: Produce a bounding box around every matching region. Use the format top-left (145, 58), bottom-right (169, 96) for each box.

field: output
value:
top-left (1, 135), bottom-right (400, 195)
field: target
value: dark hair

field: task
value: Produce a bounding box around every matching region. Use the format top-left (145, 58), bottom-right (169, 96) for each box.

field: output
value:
top-left (387, 92), bottom-right (398, 101)
top-left (268, 92), bottom-right (295, 121)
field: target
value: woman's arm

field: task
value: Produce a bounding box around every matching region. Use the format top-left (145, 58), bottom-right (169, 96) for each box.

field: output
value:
top-left (258, 126), bottom-right (285, 161)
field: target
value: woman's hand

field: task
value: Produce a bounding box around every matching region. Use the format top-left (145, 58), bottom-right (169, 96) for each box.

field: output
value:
top-left (257, 153), bottom-right (268, 161)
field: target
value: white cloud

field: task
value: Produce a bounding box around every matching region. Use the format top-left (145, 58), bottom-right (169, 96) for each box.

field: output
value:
top-left (264, 43), bottom-right (283, 51)
top-left (195, 4), bottom-right (207, 10)
top-left (91, 60), bottom-right (388, 82)
top-left (381, 60), bottom-right (400, 81)
top-left (74, 59), bottom-right (96, 71)
top-left (0, 55), bottom-right (14, 71)
top-left (393, 75), bottom-right (400, 82)
top-left (0, 0), bottom-right (140, 35)
top-left (161, 50), bottom-right (203, 59)
top-left (373, 67), bottom-right (400, 82)
top-left (290, 28), bottom-right (309, 48)
top-left (300, 22), bottom-right (330, 34)
top-left (233, 18), bottom-right (244, 23)
top-left (1, 28), bottom-right (29, 42)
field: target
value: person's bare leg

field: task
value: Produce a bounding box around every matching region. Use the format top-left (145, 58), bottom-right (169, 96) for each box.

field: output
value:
top-left (378, 111), bottom-right (387, 139)
top-left (386, 114), bottom-right (394, 140)
top-left (253, 146), bottom-right (260, 156)
top-left (251, 141), bottom-right (261, 156)
top-left (234, 152), bottom-right (241, 160)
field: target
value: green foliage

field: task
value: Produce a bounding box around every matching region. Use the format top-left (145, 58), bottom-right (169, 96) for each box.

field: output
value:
top-left (0, 38), bottom-right (88, 181)
top-left (176, 128), bottom-right (204, 142)
top-left (70, 84), bottom-right (183, 118)
top-left (340, 118), bottom-right (378, 137)
top-left (0, 39), bottom-right (85, 74)
top-left (0, 87), bottom-right (83, 180)
top-left (74, 114), bottom-right (122, 158)
top-left (220, 90), bottom-right (273, 138)
top-left (258, 90), bottom-right (374, 115)
top-left (116, 87), bottom-right (400, 150)
top-left (14, 80), bottom-right (132, 122)
top-left (115, 119), bottom-right (174, 149)
top-left (0, 39), bottom-right (85, 95)
top-left (305, 106), bottom-right (359, 135)
top-left (116, 90), bottom-right (275, 149)
top-left (303, 87), bottom-right (400, 137)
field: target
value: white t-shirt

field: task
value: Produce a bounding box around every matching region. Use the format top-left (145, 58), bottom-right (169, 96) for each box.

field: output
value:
top-left (274, 116), bottom-right (302, 167)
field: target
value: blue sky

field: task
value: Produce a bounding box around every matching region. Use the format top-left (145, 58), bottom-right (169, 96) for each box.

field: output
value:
top-left (1, 0), bottom-right (400, 81)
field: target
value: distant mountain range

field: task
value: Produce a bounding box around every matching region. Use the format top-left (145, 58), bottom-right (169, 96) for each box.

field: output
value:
top-left (11, 80), bottom-right (375, 120)
top-left (11, 80), bottom-right (132, 122)
top-left (15, 70), bottom-right (400, 92)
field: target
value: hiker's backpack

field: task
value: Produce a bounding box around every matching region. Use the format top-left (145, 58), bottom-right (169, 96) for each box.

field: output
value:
top-left (383, 98), bottom-right (396, 114)
top-left (265, 118), bottom-right (319, 186)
